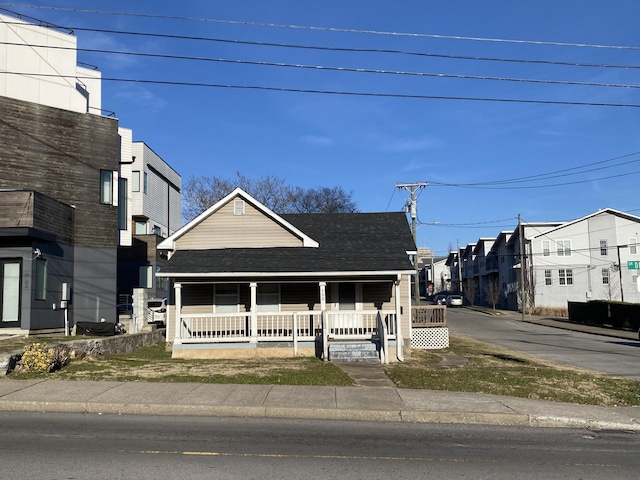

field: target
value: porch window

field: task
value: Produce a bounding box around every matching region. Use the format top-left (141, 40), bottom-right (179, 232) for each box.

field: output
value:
top-left (257, 284), bottom-right (280, 312)
top-left (215, 284), bottom-right (239, 313)
top-left (1, 261), bottom-right (20, 322)
top-left (35, 258), bottom-right (47, 301)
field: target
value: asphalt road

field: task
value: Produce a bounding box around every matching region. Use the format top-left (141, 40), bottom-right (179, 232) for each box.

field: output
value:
top-left (447, 308), bottom-right (640, 380)
top-left (1, 412), bottom-right (639, 480)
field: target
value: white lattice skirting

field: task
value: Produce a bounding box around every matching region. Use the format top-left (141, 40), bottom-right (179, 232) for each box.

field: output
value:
top-left (411, 327), bottom-right (449, 350)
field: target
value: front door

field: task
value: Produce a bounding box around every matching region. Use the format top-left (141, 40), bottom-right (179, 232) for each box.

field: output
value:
top-left (0, 260), bottom-right (21, 327)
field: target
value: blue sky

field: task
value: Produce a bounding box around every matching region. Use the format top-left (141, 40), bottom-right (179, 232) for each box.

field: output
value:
top-left (4, 1), bottom-right (640, 256)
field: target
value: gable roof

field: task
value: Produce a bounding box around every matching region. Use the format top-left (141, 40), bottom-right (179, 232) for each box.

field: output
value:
top-left (157, 188), bottom-right (319, 251)
top-left (529, 208), bottom-right (640, 239)
top-left (158, 195), bottom-right (416, 277)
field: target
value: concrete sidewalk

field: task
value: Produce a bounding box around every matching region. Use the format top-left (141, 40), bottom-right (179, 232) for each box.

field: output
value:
top-left (1, 378), bottom-right (639, 431)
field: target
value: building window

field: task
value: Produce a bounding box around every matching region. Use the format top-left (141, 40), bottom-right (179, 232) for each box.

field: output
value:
top-left (153, 225), bottom-right (162, 236)
top-left (143, 172), bottom-right (148, 194)
top-left (602, 268), bottom-right (610, 285)
top-left (630, 237), bottom-right (638, 255)
top-left (215, 284), bottom-right (239, 313)
top-left (118, 177), bottom-right (128, 230)
top-left (139, 265), bottom-right (152, 288)
top-left (132, 171), bottom-right (140, 192)
top-left (633, 274), bottom-right (638, 285)
top-left (600, 240), bottom-right (608, 256)
top-left (35, 258), bottom-right (47, 300)
top-left (542, 241), bottom-right (550, 257)
top-left (558, 269), bottom-right (573, 286)
top-left (1, 261), bottom-right (20, 322)
top-left (156, 266), bottom-right (167, 290)
top-left (100, 170), bottom-right (113, 204)
top-left (257, 284), bottom-right (280, 312)
top-left (544, 269), bottom-right (552, 286)
top-left (135, 221), bottom-right (147, 235)
top-left (556, 240), bottom-right (571, 257)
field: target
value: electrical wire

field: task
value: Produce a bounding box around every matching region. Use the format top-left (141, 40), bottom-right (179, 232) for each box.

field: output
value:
top-left (3, 71), bottom-right (640, 109)
top-left (9, 40), bottom-right (640, 90)
top-left (4, 3), bottom-right (640, 51)
top-left (3, 21), bottom-right (640, 72)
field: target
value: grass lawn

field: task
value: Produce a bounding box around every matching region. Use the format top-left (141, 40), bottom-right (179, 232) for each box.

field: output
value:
top-left (5, 335), bottom-right (640, 407)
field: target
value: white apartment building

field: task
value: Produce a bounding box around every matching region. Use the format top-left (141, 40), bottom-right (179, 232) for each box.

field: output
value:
top-left (529, 209), bottom-right (640, 307)
top-left (452, 209), bottom-right (640, 311)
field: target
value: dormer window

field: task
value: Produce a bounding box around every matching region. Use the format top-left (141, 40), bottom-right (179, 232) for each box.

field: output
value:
top-left (234, 199), bottom-right (245, 216)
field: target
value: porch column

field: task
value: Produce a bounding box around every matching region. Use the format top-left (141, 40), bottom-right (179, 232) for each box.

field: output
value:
top-left (174, 283), bottom-right (182, 344)
top-left (319, 282), bottom-right (326, 311)
top-left (395, 275), bottom-right (404, 362)
top-left (250, 282), bottom-right (257, 343)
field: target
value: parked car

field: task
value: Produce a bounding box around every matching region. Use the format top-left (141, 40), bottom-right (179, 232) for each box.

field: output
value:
top-left (147, 298), bottom-right (167, 326)
top-left (433, 294), bottom-right (447, 305)
top-left (446, 294), bottom-right (464, 307)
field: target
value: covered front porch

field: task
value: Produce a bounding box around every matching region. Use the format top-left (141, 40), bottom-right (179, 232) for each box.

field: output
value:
top-left (168, 277), bottom-right (408, 363)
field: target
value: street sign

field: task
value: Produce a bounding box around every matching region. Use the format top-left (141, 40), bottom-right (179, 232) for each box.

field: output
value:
top-left (628, 260), bottom-right (640, 270)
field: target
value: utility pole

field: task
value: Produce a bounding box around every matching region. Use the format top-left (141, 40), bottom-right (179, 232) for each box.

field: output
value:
top-left (457, 239), bottom-right (463, 295)
top-left (518, 214), bottom-right (526, 321)
top-left (396, 182), bottom-right (429, 306)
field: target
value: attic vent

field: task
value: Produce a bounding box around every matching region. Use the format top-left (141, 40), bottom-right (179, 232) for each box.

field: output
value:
top-left (234, 199), bottom-right (245, 216)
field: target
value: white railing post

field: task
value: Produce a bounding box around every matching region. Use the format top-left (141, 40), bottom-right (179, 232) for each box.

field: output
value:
top-left (292, 312), bottom-right (298, 356)
top-left (174, 283), bottom-right (182, 344)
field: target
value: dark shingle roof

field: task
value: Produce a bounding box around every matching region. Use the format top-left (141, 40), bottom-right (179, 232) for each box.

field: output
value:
top-left (162, 212), bottom-right (415, 275)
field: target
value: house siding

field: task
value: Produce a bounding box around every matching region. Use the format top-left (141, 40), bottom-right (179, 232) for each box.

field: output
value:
top-left (175, 199), bottom-right (304, 250)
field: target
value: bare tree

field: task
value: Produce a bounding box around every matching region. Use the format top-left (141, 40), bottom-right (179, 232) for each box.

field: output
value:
top-left (602, 268), bottom-right (621, 301)
top-left (465, 278), bottom-right (478, 306)
top-left (182, 173), bottom-right (358, 221)
top-left (484, 278), bottom-right (500, 311)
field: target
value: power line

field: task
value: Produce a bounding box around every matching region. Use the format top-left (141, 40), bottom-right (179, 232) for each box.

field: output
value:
top-left (3, 71), bottom-right (640, 109)
top-left (4, 3), bottom-right (640, 51)
top-left (429, 151), bottom-right (640, 187)
top-left (430, 168), bottom-right (640, 189)
top-left (9, 40), bottom-right (640, 90)
top-left (3, 21), bottom-right (640, 72)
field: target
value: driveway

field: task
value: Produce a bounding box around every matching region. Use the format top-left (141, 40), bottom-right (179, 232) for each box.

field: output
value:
top-left (446, 308), bottom-right (640, 380)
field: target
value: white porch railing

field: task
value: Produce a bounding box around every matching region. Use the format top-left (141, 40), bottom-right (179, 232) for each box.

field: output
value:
top-left (176, 311), bottom-right (323, 344)
top-left (175, 310), bottom-right (397, 344)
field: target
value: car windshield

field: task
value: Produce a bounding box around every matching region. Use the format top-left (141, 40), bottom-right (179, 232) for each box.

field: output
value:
top-left (148, 301), bottom-right (163, 308)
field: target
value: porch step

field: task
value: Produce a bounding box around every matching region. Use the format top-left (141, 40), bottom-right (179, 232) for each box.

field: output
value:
top-left (328, 341), bottom-right (380, 363)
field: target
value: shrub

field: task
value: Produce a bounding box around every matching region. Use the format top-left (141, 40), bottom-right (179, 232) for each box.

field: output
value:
top-left (21, 343), bottom-right (55, 373)
top-left (20, 343), bottom-right (70, 373)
